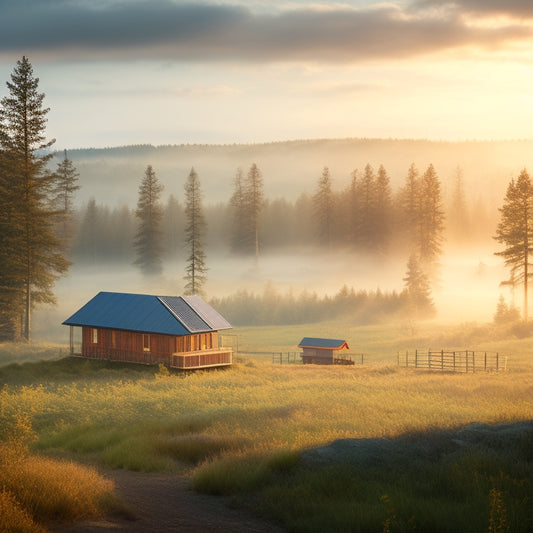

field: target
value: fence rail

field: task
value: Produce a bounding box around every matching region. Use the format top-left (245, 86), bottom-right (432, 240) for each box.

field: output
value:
top-left (398, 350), bottom-right (507, 373)
top-left (272, 352), bottom-right (299, 364)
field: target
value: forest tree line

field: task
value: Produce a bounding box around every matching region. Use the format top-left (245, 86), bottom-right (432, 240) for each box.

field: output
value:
top-left (71, 163), bottom-right (492, 263)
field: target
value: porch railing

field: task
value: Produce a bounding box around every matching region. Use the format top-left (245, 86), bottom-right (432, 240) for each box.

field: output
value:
top-left (171, 348), bottom-right (233, 369)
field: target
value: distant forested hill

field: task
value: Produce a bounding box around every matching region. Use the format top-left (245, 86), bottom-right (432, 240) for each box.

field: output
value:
top-left (56, 138), bottom-right (533, 207)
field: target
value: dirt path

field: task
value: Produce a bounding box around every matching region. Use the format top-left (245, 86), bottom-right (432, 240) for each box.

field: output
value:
top-left (55, 470), bottom-right (285, 532)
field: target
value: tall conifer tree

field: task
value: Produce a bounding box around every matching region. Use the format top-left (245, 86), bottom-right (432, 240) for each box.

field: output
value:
top-left (245, 163), bottom-right (264, 260)
top-left (184, 167), bottom-right (208, 295)
top-left (0, 56), bottom-right (69, 341)
top-left (358, 163), bottom-right (377, 250)
top-left (402, 254), bottom-right (435, 317)
top-left (397, 163), bottom-right (420, 251)
top-left (347, 169), bottom-right (360, 247)
top-left (229, 167), bottom-right (247, 253)
top-left (133, 165), bottom-right (164, 275)
top-left (51, 149), bottom-right (80, 248)
top-left (313, 166), bottom-right (333, 246)
top-left (375, 164), bottom-right (392, 254)
top-left (418, 164), bottom-right (445, 273)
top-left (495, 168), bottom-right (533, 321)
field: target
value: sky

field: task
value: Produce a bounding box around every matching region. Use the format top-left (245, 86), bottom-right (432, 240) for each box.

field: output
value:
top-left (1, 0), bottom-right (533, 148)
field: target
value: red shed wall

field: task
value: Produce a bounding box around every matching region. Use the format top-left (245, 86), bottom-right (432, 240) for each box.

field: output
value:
top-left (300, 347), bottom-right (334, 364)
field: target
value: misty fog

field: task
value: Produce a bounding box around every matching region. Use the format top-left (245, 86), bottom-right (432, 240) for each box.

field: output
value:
top-left (36, 245), bottom-right (507, 344)
top-left (33, 138), bottom-right (528, 343)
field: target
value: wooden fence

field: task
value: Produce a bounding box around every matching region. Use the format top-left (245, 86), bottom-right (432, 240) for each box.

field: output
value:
top-left (398, 350), bottom-right (507, 373)
top-left (272, 352), bottom-right (300, 364)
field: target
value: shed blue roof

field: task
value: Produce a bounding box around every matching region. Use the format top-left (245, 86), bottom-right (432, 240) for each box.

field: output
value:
top-left (298, 337), bottom-right (349, 350)
top-left (63, 292), bottom-right (232, 336)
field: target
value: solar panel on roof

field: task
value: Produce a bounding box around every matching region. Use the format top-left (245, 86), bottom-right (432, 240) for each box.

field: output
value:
top-left (183, 295), bottom-right (232, 330)
top-left (157, 296), bottom-right (211, 333)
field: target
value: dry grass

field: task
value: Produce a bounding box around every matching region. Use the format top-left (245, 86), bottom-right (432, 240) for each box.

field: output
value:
top-left (0, 321), bottom-right (532, 530)
top-left (0, 416), bottom-right (116, 531)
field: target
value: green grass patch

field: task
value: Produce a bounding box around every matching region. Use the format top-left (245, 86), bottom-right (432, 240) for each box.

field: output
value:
top-left (203, 426), bottom-right (533, 532)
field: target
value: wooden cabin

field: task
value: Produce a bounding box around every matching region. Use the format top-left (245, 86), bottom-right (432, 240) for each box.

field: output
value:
top-left (63, 292), bottom-right (233, 370)
top-left (298, 337), bottom-right (352, 365)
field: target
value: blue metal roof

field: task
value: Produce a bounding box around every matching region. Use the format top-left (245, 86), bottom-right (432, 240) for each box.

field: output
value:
top-left (298, 337), bottom-right (349, 350)
top-left (63, 292), bottom-right (232, 336)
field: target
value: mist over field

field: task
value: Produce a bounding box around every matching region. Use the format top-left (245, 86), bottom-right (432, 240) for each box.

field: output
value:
top-left (30, 137), bottom-right (531, 343)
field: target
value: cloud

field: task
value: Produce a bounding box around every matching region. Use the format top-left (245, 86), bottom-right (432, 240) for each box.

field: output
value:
top-left (1, 0), bottom-right (532, 63)
top-left (413, 0), bottom-right (533, 18)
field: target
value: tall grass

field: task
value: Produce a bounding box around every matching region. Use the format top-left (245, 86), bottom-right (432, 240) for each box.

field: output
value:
top-left (0, 416), bottom-right (118, 531)
top-left (0, 322), bottom-right (532, 530)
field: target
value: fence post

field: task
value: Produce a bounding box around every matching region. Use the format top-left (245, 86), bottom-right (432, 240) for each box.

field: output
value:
top-left (415, 349), bottom-right (418, 368)
top-left (453, 351), bottom-right (456, 372)
top-left (472, 351), bottom-right (476, 373)
top-left (466, 351), bottom-right (469, 373)
top-left (484, 352), bottom-right (487, 371)
top-left (441, 349), bottom-right (444, 371)
top-left (496, 352), bottom-right (499, 370)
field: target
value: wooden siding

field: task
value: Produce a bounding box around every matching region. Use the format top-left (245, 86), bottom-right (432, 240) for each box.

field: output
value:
top-left (301, 347), bottom-right (334, 364)
top-left (78, 327), bottom-right (229, 369)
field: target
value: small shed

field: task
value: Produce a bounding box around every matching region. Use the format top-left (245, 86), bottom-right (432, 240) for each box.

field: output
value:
top-left (298, 337), bottom-right (351, 365)
top-left (63, 292), bottom-right (233, 370)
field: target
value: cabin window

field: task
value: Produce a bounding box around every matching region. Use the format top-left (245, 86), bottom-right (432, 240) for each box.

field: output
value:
top-left (143, 334), bottom-right (150, 352)
top-left (91, 328), bottom-right (99, 344)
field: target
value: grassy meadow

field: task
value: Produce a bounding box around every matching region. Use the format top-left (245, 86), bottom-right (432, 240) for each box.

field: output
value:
top-left (0, 320), bottom-right (532, 532)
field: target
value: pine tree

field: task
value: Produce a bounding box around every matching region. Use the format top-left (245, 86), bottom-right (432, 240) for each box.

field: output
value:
top-left (0, 56), bottom-right (70, 341)
top-left (184, 167), bottom-right (208, 295)
top-left (397, 163), bottom-right (420, 251)
top-left (245, 163), bottom-right (264, 260)
top-left (133, 165), bottom-right (164, 276)
top-left (358, 163), bottom-right (376, 251)
top-left (448, 166), bottom-right (470, 246)
top-left (374, 164), bottom-right (392, 254)
top-left (402, 254), bottom-right (435, 317)
top-left (313, 166), bottom-right (333, 246)
top-left (347, 169), bottom-right (360, 247)
top-left (494, 168), bottom-right (533, 321)
top-left (493, 294), bottom-right (520, 325)
top-left (229, 167), bottom-right (247, 253)
top-left (418, 164), bottom-right (445, 273)
top-left (51, 149), bottom-right (80, 247)
top-left (0, 149), bottom-right (24, 340)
